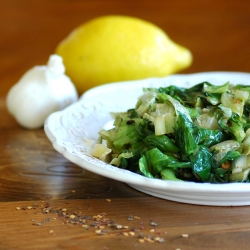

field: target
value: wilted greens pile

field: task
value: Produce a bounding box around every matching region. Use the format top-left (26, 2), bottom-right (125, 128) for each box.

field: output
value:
top-left (92, 81), bottom-right (250, 183)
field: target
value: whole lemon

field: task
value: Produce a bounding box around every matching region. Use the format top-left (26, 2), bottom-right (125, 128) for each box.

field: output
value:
top-left (55, 15), bottom-right (192, 94)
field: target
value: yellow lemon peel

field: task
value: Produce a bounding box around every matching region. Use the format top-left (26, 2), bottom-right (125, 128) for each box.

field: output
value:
top-left (56, 15), bottom-right (192, 94)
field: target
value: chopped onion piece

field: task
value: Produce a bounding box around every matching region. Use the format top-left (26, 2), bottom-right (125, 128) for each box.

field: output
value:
top-left (92, 143), bottom-right (112, 162)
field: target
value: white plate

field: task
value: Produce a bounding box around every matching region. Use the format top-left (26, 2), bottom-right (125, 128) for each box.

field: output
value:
top-left (45, 72), bottom-right (250, 206)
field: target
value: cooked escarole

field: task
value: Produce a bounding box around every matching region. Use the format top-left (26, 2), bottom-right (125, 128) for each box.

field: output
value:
top-left (94, 81), bottom-right (250, 183)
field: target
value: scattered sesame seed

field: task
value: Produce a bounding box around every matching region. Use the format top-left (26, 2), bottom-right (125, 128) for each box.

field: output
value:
top-left (116, 224), bottom-right (123, 229)
top-left (145, 237), bottom-right (154, 243)
top-left (95, 229), bottom-right (102, 234)
top-left (35, 222), bottom-right (44, 226)
top-left (155, 237), bottom-right (165, 243)
top-left (150, 221), bottom-right (158, 226)
top-left (182, 234), bottom-right (189, 238)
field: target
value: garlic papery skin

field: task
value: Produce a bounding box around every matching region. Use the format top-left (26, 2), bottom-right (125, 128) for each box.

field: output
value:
top-left (6, 55), bottom-right (78, 129)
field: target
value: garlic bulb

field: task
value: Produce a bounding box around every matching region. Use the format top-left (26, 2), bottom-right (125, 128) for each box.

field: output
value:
top-left (6, 55), bottom-right (78, 129)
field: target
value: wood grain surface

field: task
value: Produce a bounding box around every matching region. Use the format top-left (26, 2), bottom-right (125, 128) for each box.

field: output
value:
top-left (1, 0), bottom-right (250, 249)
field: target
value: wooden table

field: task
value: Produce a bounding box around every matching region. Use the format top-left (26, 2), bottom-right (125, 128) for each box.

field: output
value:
top-left (1, 1), bottom-right (250, 249)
